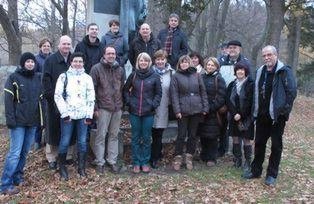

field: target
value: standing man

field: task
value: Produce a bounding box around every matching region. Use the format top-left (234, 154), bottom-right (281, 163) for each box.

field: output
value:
top-left (75, 23), bottom-right (104, 74)
top-left (243, 45), bottom-right (297, 186)
top-left (42, 35), bottom-right (73, 170)
top-left (90, 46), bottom-right (125, 174)
top-left (158, 13), bottom-right (189, 68)
top-left (128, 23), bottom-right (161, 68)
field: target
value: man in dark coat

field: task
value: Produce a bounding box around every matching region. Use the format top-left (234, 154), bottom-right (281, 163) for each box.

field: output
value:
top-left (157, 13), bottom-right (189, 68)
top-left (128, 23), bottom-right (161, 68)
top-left (75, 23), bottom-right (104, 74)
top-left (243, 45), bottom-right (297, 186)
top-left (42, 35), bottom-right (73, 169)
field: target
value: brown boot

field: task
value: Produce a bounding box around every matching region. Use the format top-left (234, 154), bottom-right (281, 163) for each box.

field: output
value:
top-left (172, 155), bottom-right (182, 171)
top-left (185, 153), bottom-right (193, 170)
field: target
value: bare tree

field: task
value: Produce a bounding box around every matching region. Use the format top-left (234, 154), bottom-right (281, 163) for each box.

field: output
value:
top-left (51, 0), bottom-right (69, 35)
top-left (0, 0), bottom-right (22, 65)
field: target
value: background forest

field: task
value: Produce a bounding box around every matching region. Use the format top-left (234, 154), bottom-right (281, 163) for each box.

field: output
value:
top-left (0, 0), bottom-right (313, 95)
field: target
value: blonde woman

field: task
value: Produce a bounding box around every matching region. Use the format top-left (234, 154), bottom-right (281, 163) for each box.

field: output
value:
top-left (123, 52), bottom-right (162, 173)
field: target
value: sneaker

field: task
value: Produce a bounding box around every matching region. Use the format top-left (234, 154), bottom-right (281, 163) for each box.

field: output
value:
top-left (109, 164), bottom-right (120, 174)
top-left (2, 187), bottom-right (20, 195)
top-left (206, 161), bottom-right (216, 167)
top-left (48, 161), bottom-right (57, 170)
top-left (242, 171), bottom-right (261, 179)
top-left (96, 165), bottom-right (104, 175)
top-left (264, 176), bottom-right (276, 186)
top-left (133, 165), bottom-right (140, 174)
top-left (141, 165), bottom-right (150, 173)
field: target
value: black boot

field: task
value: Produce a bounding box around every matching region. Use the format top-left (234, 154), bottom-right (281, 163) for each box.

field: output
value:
top-left (58, 153), bottom-right (69, 181)
top-left (78, 152), bottom-right (87, 177)
top-left (232, 143), bottom-right (242, 168)
top-left (243, 145), bottom-right (252, 172)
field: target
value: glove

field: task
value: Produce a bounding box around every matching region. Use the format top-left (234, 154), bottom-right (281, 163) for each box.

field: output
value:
top-left (62, 116), bottom-right (71, 122)
top-left (85, 118), bottom-right (93, 125)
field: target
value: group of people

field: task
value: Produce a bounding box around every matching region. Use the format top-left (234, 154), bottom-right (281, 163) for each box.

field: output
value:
top-left (1, 13), bottom-right (297, 195)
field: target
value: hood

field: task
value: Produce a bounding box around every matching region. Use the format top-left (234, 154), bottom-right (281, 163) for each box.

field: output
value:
top-left (16, 66), bottom-right (35, 77)
top-left (178, 67), bottom-right (197, 74)
top-left (83, 35), bottom-right (101, 47)
top-left (105, 31), bottom-right (123, 38)
top-left (99, 57), bottom-right (120, 69)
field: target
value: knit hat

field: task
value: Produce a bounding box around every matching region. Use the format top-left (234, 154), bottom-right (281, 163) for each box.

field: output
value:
top-left (228, 40), bottom-right (242, 47)
top-left (20, 52), bottom-right (36, 67)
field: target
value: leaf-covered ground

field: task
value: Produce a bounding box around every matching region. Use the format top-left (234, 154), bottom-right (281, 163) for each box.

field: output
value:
top-left (0, 95), bottom-right (313, 203)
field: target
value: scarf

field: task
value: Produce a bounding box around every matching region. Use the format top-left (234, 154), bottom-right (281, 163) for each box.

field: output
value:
top-left (235, 77), bottom-right (248, 95)
top-left (164, 27), bottom-right (175, 56)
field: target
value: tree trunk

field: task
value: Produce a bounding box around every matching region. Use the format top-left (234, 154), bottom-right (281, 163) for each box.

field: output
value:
top-left (0, 1), bottom-right (22, 65)
top-left (286, 14), bottom-right (301, 74)
top-left (264, 0), bottom-right (285, 50)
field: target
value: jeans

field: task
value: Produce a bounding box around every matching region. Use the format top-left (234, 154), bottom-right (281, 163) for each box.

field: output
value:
top-left (1, 126), bottom-right (36, 192)
top-left (129, 114), bottom-right (154, 166)
top-left (59, 118), bottom-right (88, 154)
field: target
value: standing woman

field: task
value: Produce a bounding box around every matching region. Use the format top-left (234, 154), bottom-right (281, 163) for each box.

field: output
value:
top-left (123, 52), bottom-right (162, 173)
top-left (170, 55), bottom-right (208, 171)
top-left (227, 62), bottom-right (254, 171)
top-left (189, 51), bottom-right (204, 74)
top-left (34, 38), bottom-right (52, 150)
top-left (1, 53), bottom-right (43, 195)
top-left (150, 50), bottom-right (174, 169)
top-left (198, 57), bottom-right (226, 166)
top-left (54, 52), bottom-right (95, 180)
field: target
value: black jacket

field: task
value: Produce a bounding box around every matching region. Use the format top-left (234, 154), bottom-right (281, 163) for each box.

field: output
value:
top-left (198, 72), bottom-right (226, 138)
top-left (157, 27), bottom-right (189, 67)
top-left (75, 35), bottom-right (105, 74)
top-left (4, 67), bottom-right (43, 128)
top-left (227, 77), bottom-right (254, 137)
top-left (128, 34), bottom-right (161, 67)
top-left (123, 68), bottom-right (162, 116)
top-left (170, 67), bottom-right (208, 116)
top-left (42, 51), bottom-right (71, 146)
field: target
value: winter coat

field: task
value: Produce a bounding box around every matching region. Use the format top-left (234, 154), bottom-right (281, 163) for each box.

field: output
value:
top-left (219, 54), bottom-right (252, 86)
top-left (101, 31), bottom-right (128, 66)
top-left (128, 34), bottom-right (161, 67)
top-left (254, 60), bottom-right (297, 122)
top-left (123, 68), bottom-right (162, 116)
top-left (198, 71), bottom-right (226, 139)
top-left (90, 58), bottom-right (125, 113)
top-left (74, 35), bottom-right (105, 74)
top-left (157, 27), bottom-right (189, 67)
top-left (170, 67), bottom-right (208, 116)
top-left (4, 67), bottom-right (43, 128)
top-left (54, 66), bottom-right (95, 120)
top-left (227, 77), bottom-right (254, 138)
top-left (152, 64), bottom-right (174, 128)
top-left (42, 50), bottom-right (71, 146)
top-left (35, 51), bottom-right (51, 73)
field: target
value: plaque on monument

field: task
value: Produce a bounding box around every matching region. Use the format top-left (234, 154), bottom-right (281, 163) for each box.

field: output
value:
top-left (94, 0), bottom-right (120, 15)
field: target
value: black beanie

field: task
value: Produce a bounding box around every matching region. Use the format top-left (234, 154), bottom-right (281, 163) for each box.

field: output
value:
top-left (20, 52), bottom-right (36, 67)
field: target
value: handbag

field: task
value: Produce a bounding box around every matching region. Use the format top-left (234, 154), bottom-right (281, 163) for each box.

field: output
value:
top-left (215, 75), bottom-right (228, 114)
top-left (237, 120), bottom-right (248, 131)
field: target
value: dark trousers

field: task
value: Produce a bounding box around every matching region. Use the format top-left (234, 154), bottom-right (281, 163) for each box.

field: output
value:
top-left (218, 114), bottom-right (228, 155)
top-left (175, 114), bottom-right (201, 156)
top-left (151, 128), bottom-right (165, 162)
top-left (251, 116), bottom-right (286, 178)
top-left (200, 137), bottom-right (218, 162)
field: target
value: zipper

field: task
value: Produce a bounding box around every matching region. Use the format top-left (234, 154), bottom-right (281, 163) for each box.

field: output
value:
top-left (139, 80), bottom-right (144, 115)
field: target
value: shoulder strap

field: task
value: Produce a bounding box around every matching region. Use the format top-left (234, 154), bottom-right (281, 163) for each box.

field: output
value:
top-left (62, 72), bottom-right (68, 100)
